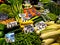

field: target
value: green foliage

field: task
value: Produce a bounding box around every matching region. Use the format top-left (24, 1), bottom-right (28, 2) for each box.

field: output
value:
top-left (0, 24), bottom-right (5, 31)
top-left (7, 0), bottom-right (23, 14)
top-left (0, 31), bottom-right (4, 38)
top-left (0, 38), bottom-right (5, 45)
top-left (56, 20), bottom-right (60, 24)
top-left (44, 2), bottom-right (60, 15)
top-left (47, 13), bottom-right (57, 21)
top-left (0, 4), bottom-right (14, 18)
top-left (40, 0), bottom-right (51, 3)
top-left (11, 32), bottom-right (41, 45)
top-left (7, 0), bottom-right (23, 22)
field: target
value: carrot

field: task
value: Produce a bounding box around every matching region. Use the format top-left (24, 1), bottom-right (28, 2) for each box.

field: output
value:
top-left (1, 21), bottom-right (7, 25)
top-left (32, 8), bottom-right (36, 13)
top-left (28, 8), bottom-right (32, 12)
top-left (25, 12), bottom-right (29, 17)
top-left (28, 8), bottom-right (36, 16)
top-left (31, 12), bottom-right (36, 16)
top-left (23, 9), bottom-right (27, 13)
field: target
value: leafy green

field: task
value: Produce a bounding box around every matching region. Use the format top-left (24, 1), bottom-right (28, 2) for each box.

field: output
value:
top-left (0, 38), bottom-right (5, 45)
top-left (0, 31), bottom-right (4, 38)
top-left (40, 0), bottom-right (51, 3)
top-left (47, 13), bottom-right (57, 21)
top-left (56, 20), bottom-right (60, 24)
top-left (0, 4), bottom-right (14, 18)
top-left (0, 24), bottom-right (5, 31)
top-left (7, 0), bottom-right (23, 22)
top-left (44, 2), bottom-right (60, 15)
top-left (11, 32), bottom-right (41, 45)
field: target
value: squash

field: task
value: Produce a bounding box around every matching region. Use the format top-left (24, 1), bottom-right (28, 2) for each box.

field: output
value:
top-left (51, 43), bottom-right (60, 45)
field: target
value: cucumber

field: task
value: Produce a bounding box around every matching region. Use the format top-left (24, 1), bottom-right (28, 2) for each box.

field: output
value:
top-left (40, 15), bottom-right (47, 22)
top-left (30, 16), bottom-right (39, 21)
top-left (34, 18), bottom-right (42, 23)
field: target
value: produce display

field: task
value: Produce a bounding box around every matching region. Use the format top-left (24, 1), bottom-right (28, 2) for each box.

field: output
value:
top-left (23, 7), bottom-right (40, 18)
top-left (12, 32), bottom-right (41, 45)
top-left (0, 0), bottom-right (60, 45)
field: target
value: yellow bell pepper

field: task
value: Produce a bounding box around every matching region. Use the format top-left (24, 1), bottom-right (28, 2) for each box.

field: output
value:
top-left (21, 20), bottom-right (33, 25)
top-left (20, 25), bottom-right (24, 28)
top-left (19, 18), bottom-right (34, 28)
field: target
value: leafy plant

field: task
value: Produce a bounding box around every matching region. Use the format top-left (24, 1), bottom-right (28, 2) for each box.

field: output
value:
top-left (7, 0), bottom-right (23, 22)
top-left (11, 32), bottom-right (41, 45)
top-left (39, 0), bottom-right (51, 3)
top-left (44, 2), bottom-right (60, 15)
top-left (47, 13), bottom-right (57, 21)
top-left (0, 4), bottom-right (14, 18)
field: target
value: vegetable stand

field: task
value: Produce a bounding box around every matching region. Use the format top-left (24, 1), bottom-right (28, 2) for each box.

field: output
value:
top-left (0, 0), bottom-right (60, 45)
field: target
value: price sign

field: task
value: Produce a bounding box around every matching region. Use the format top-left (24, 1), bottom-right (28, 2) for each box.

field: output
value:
top-left (5, 32), bottom-right (15, 43)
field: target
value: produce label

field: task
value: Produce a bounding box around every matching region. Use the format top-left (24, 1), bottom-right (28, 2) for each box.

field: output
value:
top-left (23, 24), bottom-right (34, 33)
top-left (38, 2), bottom-right (43, 6)
top-left (35, 21), bottom-right (47, 31)
top-left (19, 13), bottom-right (30, 22)
top-left (5, 32), bottom-right (15, 43)
top-left (7, 21), bottom-right (17, 28)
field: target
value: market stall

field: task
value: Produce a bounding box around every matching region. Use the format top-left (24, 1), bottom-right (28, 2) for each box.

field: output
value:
top-left (0, 0), bottom-right (60, 45)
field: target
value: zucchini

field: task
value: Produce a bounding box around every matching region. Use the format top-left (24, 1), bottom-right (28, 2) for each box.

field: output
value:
top-left (40, 15), bottom-right (47, 22)
top-left (30, 16), bottom-right (39, 21)
top-left (34, 18), bottom-right (42, 23)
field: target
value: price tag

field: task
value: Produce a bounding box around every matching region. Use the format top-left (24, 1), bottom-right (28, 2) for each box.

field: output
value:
top-left (44, 9), bottom-right (50, 13)
top-left (23, 24), bottom-right (34, 33)
top-left (7, 23), bottom-right (11, 28)
top-left (7, 21), bottom-right (17, 28)
top-left (58, 15), bottom-right (60, 20)
top-left (19, 13), bottom-right (30, 22)
top-left (5, 32), bottom-right (15, 43)
top-left (35, 21), bottom-right (47, 31)
top-left (38, 2), bottom-right (43, 6)
top-left (19, 14), bottom-right (26, 17)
